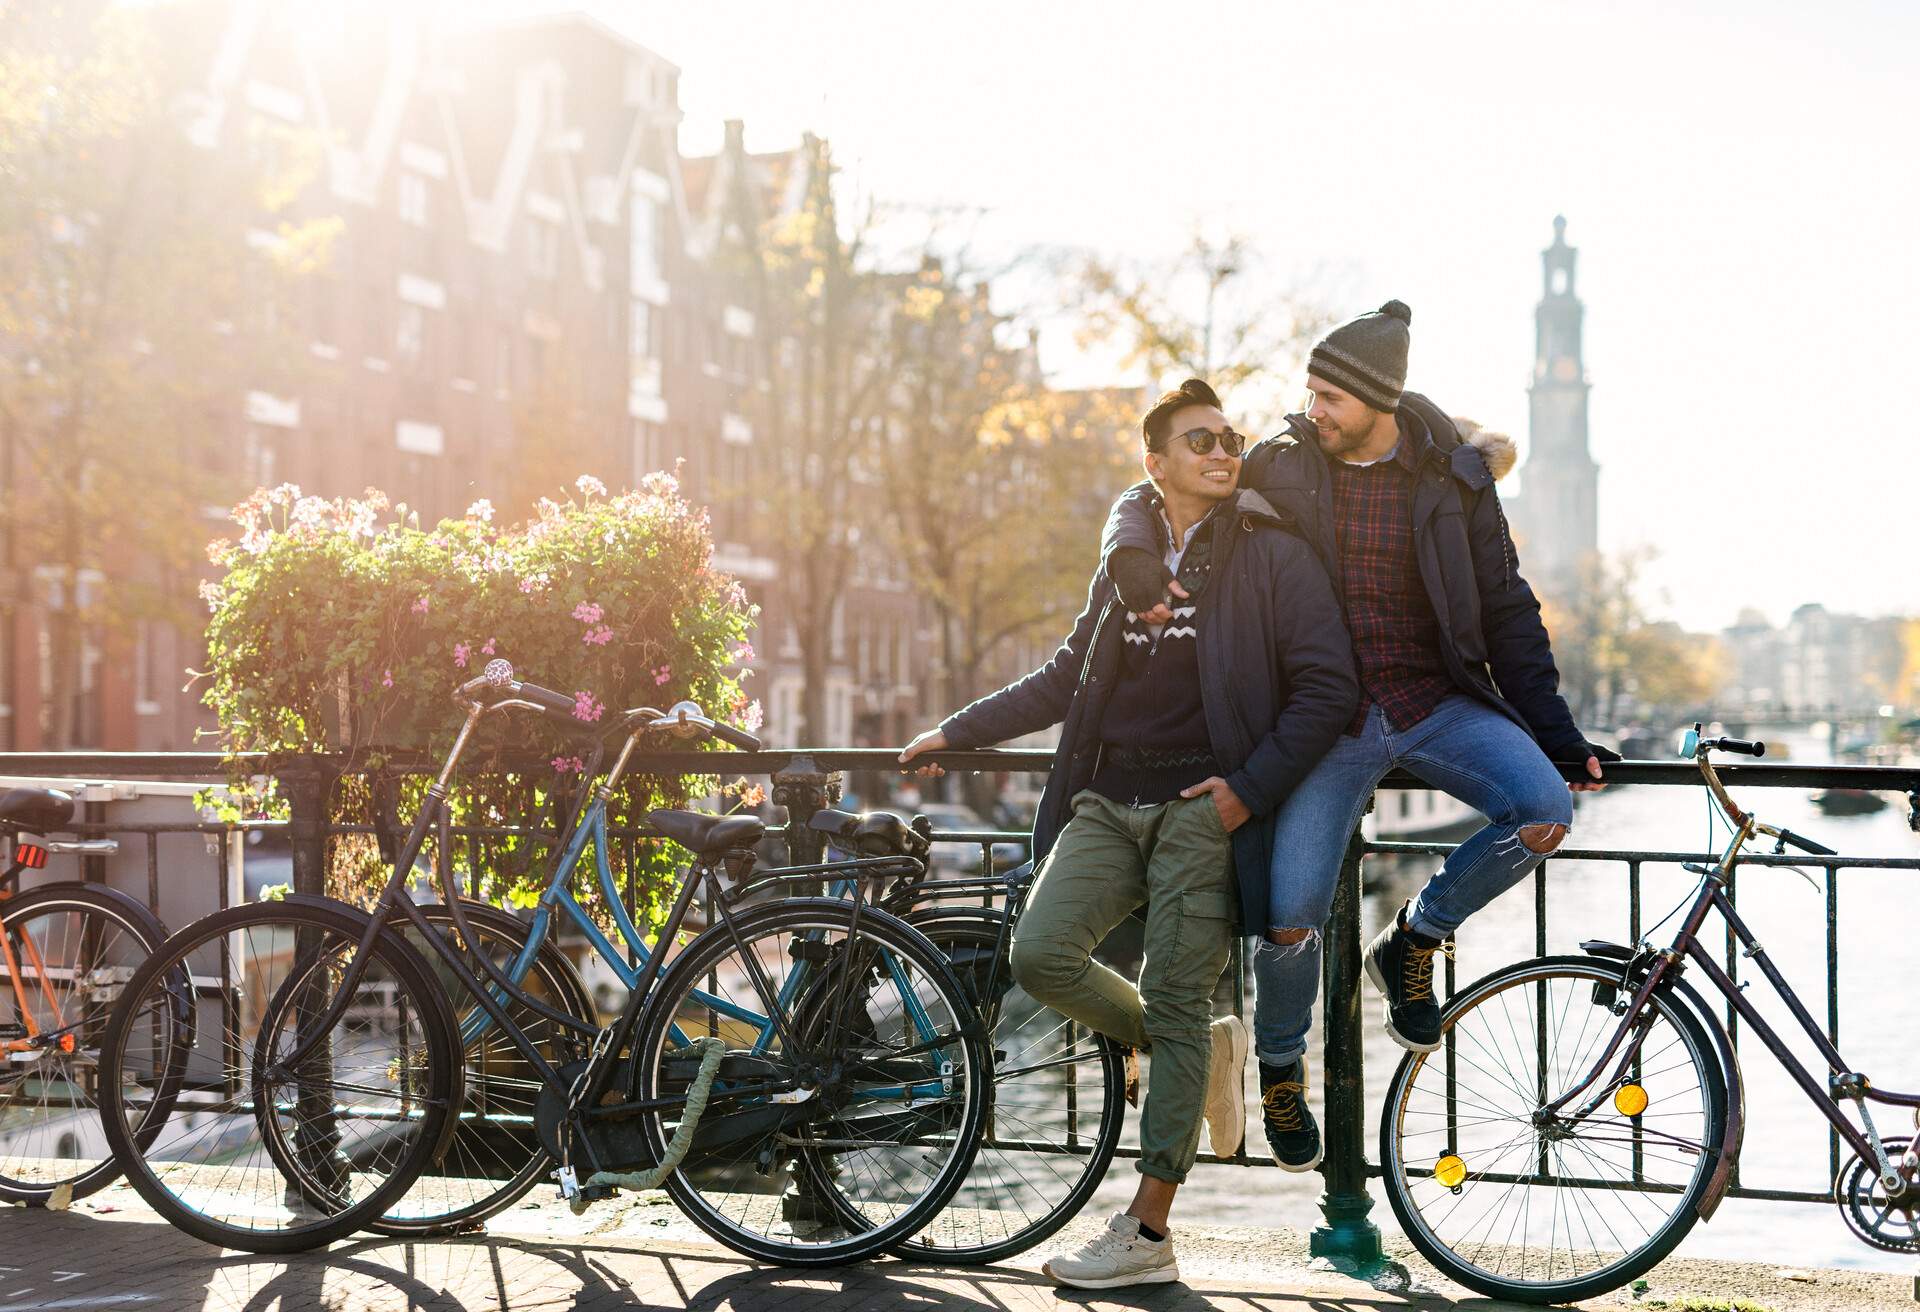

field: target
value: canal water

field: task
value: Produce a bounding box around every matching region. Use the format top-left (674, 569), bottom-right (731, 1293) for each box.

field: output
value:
top-left (1088, 728), bottom-right (1920, 1275)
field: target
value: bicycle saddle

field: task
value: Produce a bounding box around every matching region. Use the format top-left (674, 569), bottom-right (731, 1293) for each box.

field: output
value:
top-left (807, 809), bottom-right (927, 858)
top-left (0, 787), bottom-right (73, 833)
top-left (648, 809), bottom-right (766, 857)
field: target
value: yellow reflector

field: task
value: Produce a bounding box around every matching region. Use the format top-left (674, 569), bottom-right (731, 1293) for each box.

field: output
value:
top-left (1615, 1083), bottom-right (1650, 1117)
top-left (1435, 1154), bottom-right (1467, 1188)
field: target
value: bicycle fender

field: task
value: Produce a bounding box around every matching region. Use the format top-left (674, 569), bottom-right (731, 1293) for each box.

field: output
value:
top-left (1580, 941), bottom-right (1743, 1220)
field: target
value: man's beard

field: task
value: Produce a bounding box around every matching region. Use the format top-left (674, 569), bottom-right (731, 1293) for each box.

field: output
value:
top-left (1313, 421), bottom-right (1365, 458)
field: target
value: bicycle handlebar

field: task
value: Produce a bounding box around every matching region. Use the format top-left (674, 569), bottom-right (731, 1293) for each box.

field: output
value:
top-left (458, 660), bottom-right (764, 749)
top-left (1708, 737), bottom-right (1766, 757)
top-left (1776, 827), bottom-right (1837, 857)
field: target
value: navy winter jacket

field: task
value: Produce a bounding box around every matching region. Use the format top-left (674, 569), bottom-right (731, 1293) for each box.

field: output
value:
top-left (1100, 392), bottom-right (1591, 759)
top-left (939, 490), bottom-right (1358, 933)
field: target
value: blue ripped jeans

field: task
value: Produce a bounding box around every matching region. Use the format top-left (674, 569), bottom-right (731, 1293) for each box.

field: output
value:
top-left (1253, 696), bottom-right (1574, 1067)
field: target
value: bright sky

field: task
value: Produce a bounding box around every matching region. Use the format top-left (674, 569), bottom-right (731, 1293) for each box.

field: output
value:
top-left (489, 0), bottom-right (1918, 632)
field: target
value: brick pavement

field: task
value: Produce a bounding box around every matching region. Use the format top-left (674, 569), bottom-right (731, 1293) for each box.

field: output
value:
top-left (2, 1188), bottom-right (1911, 1311)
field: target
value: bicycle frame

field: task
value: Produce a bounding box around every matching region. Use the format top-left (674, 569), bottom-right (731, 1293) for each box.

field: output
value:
top-left (1543, 746), bottom-right (1920, 1200)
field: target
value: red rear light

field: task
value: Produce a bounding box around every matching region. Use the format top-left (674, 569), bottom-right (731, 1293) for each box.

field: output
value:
top-left (16, 844), bottom-right (46, 869)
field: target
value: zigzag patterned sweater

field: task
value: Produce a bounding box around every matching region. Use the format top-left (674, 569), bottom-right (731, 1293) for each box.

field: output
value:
top-left (1088, 516), bottom-right (1220, 805)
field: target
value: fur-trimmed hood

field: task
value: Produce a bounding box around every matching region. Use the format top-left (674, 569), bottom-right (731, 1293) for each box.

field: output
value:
top-left (1451, 418), bottom-right (1517, 482)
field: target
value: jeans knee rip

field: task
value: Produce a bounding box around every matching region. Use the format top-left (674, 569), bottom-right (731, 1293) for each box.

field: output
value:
top-left (1519, 821), bottom-right (1569, 854)
top-left (1258, 929), bottom-right (1320, 961)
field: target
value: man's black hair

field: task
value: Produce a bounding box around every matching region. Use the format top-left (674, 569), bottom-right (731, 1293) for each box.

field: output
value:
top-left (1141, 378), bottom-right (1222, 449)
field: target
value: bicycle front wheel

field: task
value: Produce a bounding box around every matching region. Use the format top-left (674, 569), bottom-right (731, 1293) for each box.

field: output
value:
top-left (628, 899), bottom-right (989, 1266)
top-left (1380, 955), bottom-right (1728, 1304)
top-left (0, 884), bottom-right (176, 1204)
top-left (98, 899), bottom-right (460, 1253)
top-left (893, 907), bottom-right (1125, 1264)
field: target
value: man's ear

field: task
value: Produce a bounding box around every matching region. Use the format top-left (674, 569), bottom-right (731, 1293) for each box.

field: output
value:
top-left (1142, 449), bottom-right (1163, 483)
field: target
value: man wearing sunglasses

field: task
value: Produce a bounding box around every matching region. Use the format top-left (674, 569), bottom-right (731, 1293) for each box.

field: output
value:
top-left (899, 378), bottom-right (1356, 1288)
top-left (1102, 301), bottom-right (1617, 1177)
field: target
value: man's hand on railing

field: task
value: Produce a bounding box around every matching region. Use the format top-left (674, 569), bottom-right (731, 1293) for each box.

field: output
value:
top-left (1557, 741), bottom-right (1621, 794)
top-left (898, 729), bottom-right (950, 777)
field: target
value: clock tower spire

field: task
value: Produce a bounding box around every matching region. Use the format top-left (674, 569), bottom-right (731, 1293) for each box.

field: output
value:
top-left (1514, 215), bottom-right (1599, 588)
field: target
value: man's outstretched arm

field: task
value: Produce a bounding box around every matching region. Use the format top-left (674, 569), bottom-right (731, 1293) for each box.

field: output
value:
top-left (899, 573), bottom-right (1109, 773)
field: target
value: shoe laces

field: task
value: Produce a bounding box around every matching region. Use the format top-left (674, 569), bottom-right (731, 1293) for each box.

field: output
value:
top-left (1403, 937), bottom-right (1454, 1003)
top-left (1262, 1075), bottom-right (1307, 1132)
top-left (1082, 1219), bottom-right (1136, 1257)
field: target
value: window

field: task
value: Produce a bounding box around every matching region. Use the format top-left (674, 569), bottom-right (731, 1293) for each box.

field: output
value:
top-left (528, 220), bottom-right (560, 278)
top-left (398, 172), bottom-right (430, 227)
top-left (242, 426), bottom-right (277, 489)
top-left (134, 621), bottom-right (164, 714)
top-left (632, 420), bottom-right (662, 479)
top-left (395, 303), bottom-right (425, 367)
top-left (631, 199), bottom-right (662, 285)
top-left (630, 300), bottom-right (654, 359)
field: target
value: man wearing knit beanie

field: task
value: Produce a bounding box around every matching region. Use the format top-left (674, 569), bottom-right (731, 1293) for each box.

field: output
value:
top-left (1099, 299), bottom-right (1615, 1176)
top-left (1306, 299), bottom-right (1412, 414)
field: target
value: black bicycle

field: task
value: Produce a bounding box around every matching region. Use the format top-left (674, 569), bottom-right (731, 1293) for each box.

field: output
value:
top-left (1378, 725), bottom-right (1914, 1303)
top-left (96, 659), bottom-right (989, 1263)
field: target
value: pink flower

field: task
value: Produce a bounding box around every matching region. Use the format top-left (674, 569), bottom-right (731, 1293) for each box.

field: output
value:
top-left (652, 665), bottom-right (672, 687)
top-left (412, 596), bottom-right (429, 614)
top-left (453, 642), bottom-right (471, 669)
top-left (739, 699), bottom-right (764, 733)
top-left (572, 691), bottom-right (604, 722)
top-left (482, 638), bottom-right (496, 656)
top-left (731, 641), bottom-right (755, 664)
top-left (575, 474), bottom-right (607, 499)
top-left (571, 601), bottom-right (604, 625)
top-left (465, 498), bottom-right (495, 524)
top-left (382, 669), bottom-right (394, 689)
top-left (551, 755), bottom-right (586, 774)
top-left (582, 625), bottom-right (613, 646)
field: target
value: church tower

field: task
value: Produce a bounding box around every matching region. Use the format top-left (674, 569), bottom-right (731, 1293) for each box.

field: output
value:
top-left (1514, 216), bottom-right (1599, 588)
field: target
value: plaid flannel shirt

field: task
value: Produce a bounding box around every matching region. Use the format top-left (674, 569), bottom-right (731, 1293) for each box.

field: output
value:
top-left (1328, 445), bottom-right (1455, 734)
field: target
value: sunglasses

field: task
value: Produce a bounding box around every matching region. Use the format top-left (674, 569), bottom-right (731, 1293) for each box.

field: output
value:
top-left (1153, 426), bottom-right (1246, 458)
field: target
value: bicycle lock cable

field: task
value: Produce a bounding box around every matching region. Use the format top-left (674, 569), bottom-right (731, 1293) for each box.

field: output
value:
top-left (570, 1035), bottom-right (728, 1213)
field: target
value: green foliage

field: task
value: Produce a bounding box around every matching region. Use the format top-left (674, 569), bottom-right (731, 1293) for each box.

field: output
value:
top-left (199, 474), bottom-right (760, 915)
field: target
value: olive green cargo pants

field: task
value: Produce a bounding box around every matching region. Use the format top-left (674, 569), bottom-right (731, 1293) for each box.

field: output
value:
top-left (1009, 789), bottom-right (1236, 1184)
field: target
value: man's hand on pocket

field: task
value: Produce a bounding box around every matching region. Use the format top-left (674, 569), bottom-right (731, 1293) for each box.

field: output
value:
top-left (1180, 776), bottom-right (1249, 832)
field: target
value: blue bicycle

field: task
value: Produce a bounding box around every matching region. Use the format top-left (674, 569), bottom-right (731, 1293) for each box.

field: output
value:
top-left (97, 660), bottom-right (990, 1265)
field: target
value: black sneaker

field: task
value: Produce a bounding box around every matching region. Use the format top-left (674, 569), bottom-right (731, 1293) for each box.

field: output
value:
top-left (1259, 1058), bottom-right (1322, 1172)
top-left (1364, 906), bottom-right (1450, 1052)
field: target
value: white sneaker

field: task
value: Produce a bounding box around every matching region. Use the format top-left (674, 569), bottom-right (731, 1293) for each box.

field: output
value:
top-left (1042, 1212), bottom-right (1179, 1289)
top-left (1203, 1014), bottom-right (1248, 1157)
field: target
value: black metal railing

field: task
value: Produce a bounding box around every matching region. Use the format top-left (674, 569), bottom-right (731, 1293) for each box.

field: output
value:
top-left (3, 747), bottom-right (1918, 1264)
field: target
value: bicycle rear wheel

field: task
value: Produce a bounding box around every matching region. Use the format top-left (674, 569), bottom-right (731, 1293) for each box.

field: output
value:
top-left (366, 900), bottom-right (593, 1234)
top-left (628, 899), bottom-right (988, 1265)
top-left (98, 899), bottom-right (459, 1253)
top-left (0, 884), bottom-right (178, 1204)
top-left (893, 908), bottom-right (1125, 1263)
top-left (1380, 955), bottom-right (1727, 1304)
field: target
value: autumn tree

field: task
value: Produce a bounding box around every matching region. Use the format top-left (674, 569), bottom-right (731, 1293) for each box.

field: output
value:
top-left (872, 253), bottom-right (1139, 710)
top-left (1541, 550), bottom-right (1727, 725)
top-left (0, 1), bottom-right (333, 744)
top-left (746, 135), bottom-right (890, 744)
top-left (1075, 231), bottom-right (1334, 431)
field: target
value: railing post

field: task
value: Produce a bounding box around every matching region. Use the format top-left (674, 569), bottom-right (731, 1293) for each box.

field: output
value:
top-left (284, 754), bottom-right (335, 901)
top-left (281, 755), bottom-right (346, 1195)
top-left (768, 753), bottom-right (842, 1227)
top-left (771, 754), bottom-right (840, 868)
top-left (1312, 813), bottom-right (1386, 1267)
